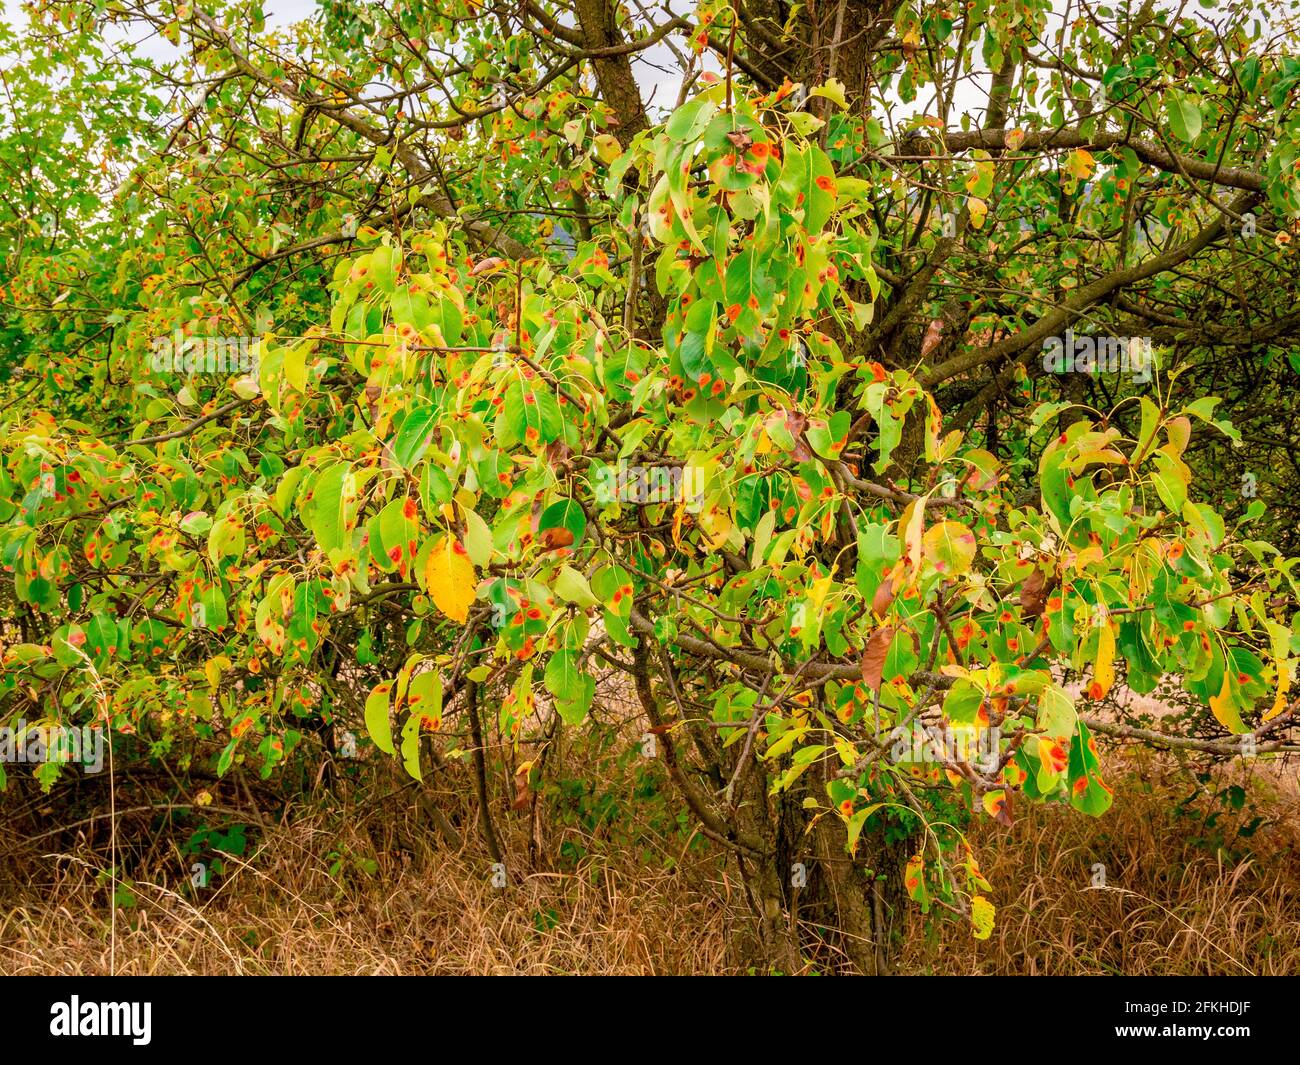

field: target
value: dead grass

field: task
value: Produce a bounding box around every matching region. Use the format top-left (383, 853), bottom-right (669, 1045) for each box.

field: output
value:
top-left (901, 751), bottom-right (1300, 975)
top-left (2, 748), bottom-right (1297, 975)
top-left (0, 808), bottom-right (743, 975)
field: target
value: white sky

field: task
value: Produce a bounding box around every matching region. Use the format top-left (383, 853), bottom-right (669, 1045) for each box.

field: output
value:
top-left (1, 0), bottom-right (971, 118)
top-left (3, 1), bottom-right (1291, 148)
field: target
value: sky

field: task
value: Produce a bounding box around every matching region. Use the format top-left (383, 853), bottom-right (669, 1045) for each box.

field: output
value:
top-left (0, 0), bottom-right (978, 119)
top-left (4, 1), bottom-right (1289, 149)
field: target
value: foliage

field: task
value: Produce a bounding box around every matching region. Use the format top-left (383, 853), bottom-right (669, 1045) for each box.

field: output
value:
top-left (1, 0), bottom-right (1299, 967)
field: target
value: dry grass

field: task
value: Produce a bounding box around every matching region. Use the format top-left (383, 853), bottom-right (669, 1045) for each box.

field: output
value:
top-left (0, 805), bottom-right (741, 975)
top-left (2, 748), bottom-right (1297, 975)
top-left (902, 751), bottom-right (1300, 975)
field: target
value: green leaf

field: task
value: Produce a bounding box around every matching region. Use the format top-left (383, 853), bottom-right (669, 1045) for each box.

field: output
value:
top-left (400, 713), bottom-right (423, 781)
top-left (537, 499), bottom-right (586, 550)
top-left (665, 97), bottom-right (717, 143)
top-left (555, 564), bottom-right (599, 607)
top-left (498, 377), bottom-right (562, 449)
top-left (544, 650), bottom-right (595, 724)
top-left (393, 407), bottom-right (439, 469)
top-left (1167, 92), bottom-right (1202, 143)
top-left (463, 508), bottom-right (493, 568)
top-left (305, 462), bottom-right (355, 554)
top-left (777, 146), bottom-right (837, 234)
top-left (370, 496), bottom-right (420, 575)
top-left (846, 802), bottom-right (884, 856)
top-left (364, 682), bottom-right (395, 755)
top-left (750, 508), bottom-right (776, 567)
top-left (1037, 683), bottom-right (1077, 740)
top-left (207, 513), bottom-right (245, 565)
top-left (1067, 721), bottom-right (1113, 816)
top-left (1151, 447), bottom-right (1189, 512)
top-left (806, 410), bottom-right (851, 460)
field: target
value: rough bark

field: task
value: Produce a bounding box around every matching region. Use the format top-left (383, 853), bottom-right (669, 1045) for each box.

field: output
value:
top-left (572, 0), bottom-right (650, 147)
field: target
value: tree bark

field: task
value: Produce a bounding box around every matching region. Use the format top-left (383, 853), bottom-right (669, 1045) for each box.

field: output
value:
top-left (572, 0), bottom-right (650, 147)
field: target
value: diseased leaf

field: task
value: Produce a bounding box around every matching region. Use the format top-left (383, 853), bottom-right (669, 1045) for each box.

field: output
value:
top-left (365, 681), bottom-right (395, 755)
top-left (923, 521), bottom-right (977, 578)
top-left (422, 535), bottom-right (477, 623)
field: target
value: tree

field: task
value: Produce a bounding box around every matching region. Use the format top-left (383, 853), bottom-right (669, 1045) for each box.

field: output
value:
top-left (1, 0), bottom-right (1298, 973)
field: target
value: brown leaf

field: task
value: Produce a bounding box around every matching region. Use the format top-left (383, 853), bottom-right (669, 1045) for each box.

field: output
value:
top-left (545, 439), bottom-right (572, 470)
top-left (539, 526), bottom-right (575, 551)
top-left (861, 625), bottom-right (896, 692)
top-left (725, 130), bottom-right (754, 152)
top-left (920, 318), bottom-right (944, 359)
top-left (871, 569), bottom-right (898, 617)
top-left (1019, 567), bottom-right (1047, 620)
top-left (783, 409), bottom-right (812, 461)
top-left (511, 767), bottom-right (532, 811)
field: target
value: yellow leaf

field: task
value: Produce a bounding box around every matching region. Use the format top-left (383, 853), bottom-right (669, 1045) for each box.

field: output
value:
top-left (284, 341), bottom-right (309, 392)
top-left (699, 503), bottom-right (733, 550)
top-left (1086, 621), bottom-right (1115, 700)
top-left (809, 78), bottom-right (848, 109)
top-left (593, 133), bottom-right (623, 165)
top-left (204, 656), bottom-right (230, 690)
top-left (808, 571), bottom-right (835, 607)
top-left (971, 895), bottom-right (995, 940)
top-left (423, 535), bottom-right (476, 623)
top-left (1066, 148), bottom-right (1095, 180)
top-left (921, 520), bottom-right (976, 578)
top-left (1266, 655), bottom-right (1292, 721)
top-left (898, 495), bottom-right (927, 584)
top-left (1209, 671), bottom-right (1250, 733)
top-left (1072, 542), bottom-right (1104, 573)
